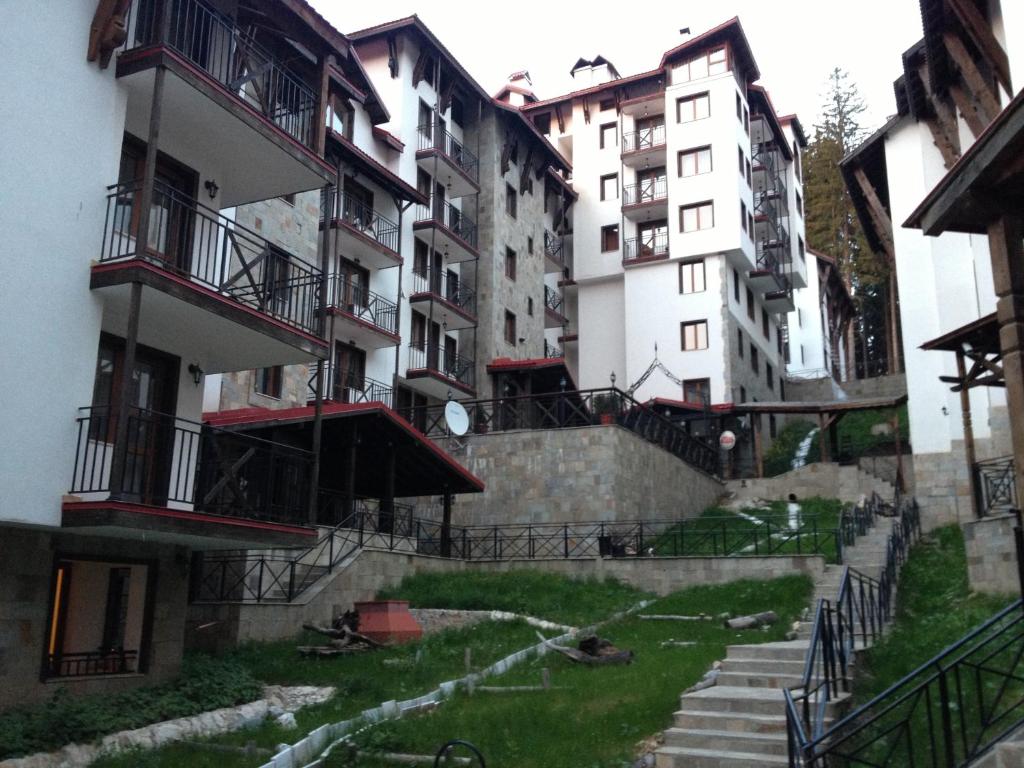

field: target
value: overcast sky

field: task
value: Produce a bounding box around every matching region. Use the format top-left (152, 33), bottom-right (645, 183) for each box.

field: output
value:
top-left (313, 0), bottom-right (926, 137)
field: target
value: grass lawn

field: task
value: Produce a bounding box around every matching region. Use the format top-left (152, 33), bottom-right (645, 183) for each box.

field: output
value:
top-left (335, 575), bottom-right (814, 768)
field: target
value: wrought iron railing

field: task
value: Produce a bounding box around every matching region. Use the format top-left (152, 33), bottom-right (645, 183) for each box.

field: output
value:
top-left (786, 496), bottom-right (926, 765)
top-left (544, 340), bottom-right (563, 358)
top-left (102, 180), bottom-right (323, 336)
top-left (544, 231), bottom-right (565, 266)
top-left (70, 405), bottom-right (314, 525)
top-left (622, 124), bottom-right (667, 155)
top-left (544, 285), bottom-right (564, 316)
top-left (124, 0), bottom-right (317, 147)
top-left (327, 274), bottom-right (398, 335)
top-left (46, 650), bottom-right (139, 679)
top-left (410, 270), bottom-right (477, 316)
top-left (307, 364), bottom-right (394, 408)
top-left (416, 124), bottom-right (479, 183)
top-left (975, 456), bottom-right (1017, 518)
top-left (331, 192), bottom-right (400, 254)
top-left (623, 232), bottom-right (670, 263)
top-left (415, 388), bottom-right (719, 476)
top-left (623, 176), bottom-right (668, 207)
top-left (407, 343), bottom-right (476, 389)
top-left (414, 197), bottom-right (478, 250)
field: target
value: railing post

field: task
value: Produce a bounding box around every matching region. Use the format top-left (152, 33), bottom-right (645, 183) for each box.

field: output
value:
top-left (528, 525), bottom-right (534, 558)
top-left (563, 524), bottom-right (569, 558)
top-left (937, 668), bottom-right (958, 767)
top-left (638, 522), bottom-right (645, 555)
top-left (288, 562), bottom-right (296, 602)
top-left (257, 559), bottom-right (265, 602)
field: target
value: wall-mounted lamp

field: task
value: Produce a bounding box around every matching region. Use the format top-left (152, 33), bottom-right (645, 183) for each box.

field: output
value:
top-left (610, 371), bottom-right (617, 388)
top-left (941, 406), bottom-right (949, 416)
top-left (188, 363), bottom-right (204, 386)
top-left (204, 179), bottom-right (219, 199)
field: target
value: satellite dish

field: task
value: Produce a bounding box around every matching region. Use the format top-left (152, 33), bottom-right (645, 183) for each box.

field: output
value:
top-left (444, 400), bottom-right (470, 436)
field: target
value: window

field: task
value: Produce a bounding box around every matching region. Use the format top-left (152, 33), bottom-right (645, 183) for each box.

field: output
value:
top-left (528, 297), bottom-right (534, 316)
top-left (798, 235), bottom-right (805, 260)
top-left (743, 106), bottom-right (749, 133)
top-left (451, 97), bottom-right (464, 127)
top-left (746, 288), bottom-right (755, 320)
top-left (678, 145), bottom-right (712, 177)
top-left (740, 386), bottom-right (747, 402)
top-left (528, 236), bottom-right (534, 255)
top-left (683, 378), bottom-right (711, 403)
top-left (797, 308), bottom-right (803, 327)
top-left (505, 247), bottom-right (517, 281)
top-left (599, 97), bottom-right (615, 111)
top-left (679, 201), bottom-right (714, 232)
top-left (674, 47), bottom-right (727, 83)
top-left (794, 141), bottom-right (802, 181)
top-left (750, 344), bottom-right (759, 373)
top-left (746, 159), bottom-right (752, 186)
top-left (534, 112), bottom-right (552, 135)
top-left (740, 200), bottom-right (748, 234)
top-left (679, 259), bottom-right (706, 294)
top-left (255, 366), bottom-right (283, 398)
top-left (737, 328), bottom-right (744, 358)
top-left (777, 329), bottom-right (784, 355)
top-left (600, 173), bottom-right (618, 201)
top-left (600, 122), bottom-right (617, 149)
top-left (504, 311), bottom-right (517, 345)
top-left (796, 191), bottom-right (804, 217)
top-left (506, 184), bottom-right (517, 218)
top-left (769, 414), bottom-right (777, 438)
top-left (601, 224), bottom-right (619, 252)
top-left (738, 146), bottom-right (745, 175)
top-left (762, 308), bottom-right (770, 339)
top-left (733, 269), bottom-right (740, 302)
top-left (677, 92), bottom-right (710, 123)
top-left (736, 92), bottom-right (742, 119)
top-left (767, 363), bottom-right (774, 390)
top-left (681, 320), bottom-right (709, 351)
top-left (418, 99), bottom-right (433, 137)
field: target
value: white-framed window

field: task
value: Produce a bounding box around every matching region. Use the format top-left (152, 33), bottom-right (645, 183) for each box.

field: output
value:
top-left (680, 201), bottom-right (714, 232)
top-left (677, 92), bottom-right (710, 123)
top-left (679, 146), bottom-right (712, 177)
top-left (681, 320), bottom-right (709, 351)
top-left (679, 259), bottom-right (706, 294)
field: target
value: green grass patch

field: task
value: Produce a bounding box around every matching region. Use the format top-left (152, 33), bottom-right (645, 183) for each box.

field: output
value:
top-left (376, 570), bottom-right (650, 626)
top-left (764, 419), bottom-right (818, 477)
top-left (337, 575), bottom-right (814, 768)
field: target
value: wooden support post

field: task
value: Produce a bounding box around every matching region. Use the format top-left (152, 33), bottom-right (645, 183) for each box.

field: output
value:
top-left (380, 443), bottom-right (395, 534)
top-left (819, 413), bottom-right (831, 463)
top-left (752, 413), bottom-right (764, 479)
top-left (829, 419), bottom-right (840, 461)
top-left (308, 183), bottom-right (333, 525)
top-left (956, 350), bottom-right (978, 515)
top-left (441, 488), bottom-right (453, 558)
top-left (988, 215), bottom-right (1024, 503)
top-left (344, 422), bottom-right (358, 523)
top-left (108, 282), bottom-right (143, 498)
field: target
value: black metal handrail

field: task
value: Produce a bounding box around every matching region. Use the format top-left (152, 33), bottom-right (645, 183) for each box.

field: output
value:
top-left (544, 285), bottom-right (564, 315)
top-left (327, 274), bottom-right (398, 335)
top-left (623, 176), bottom-right (668, 207)
top-left (331, 192), bottom-right (401, 254)
top-left (310, 364), bottom-right (394, 408)
top-left (46, 650), bottom-right (139, 679)
top-left (416, 123), bottom-right (479, 183)
top-left (414, 388), bottom-right (719, 476)
top-left (544, 340), bottom-right (563, 358)
top-left (623, 232), bottom-right (669, 262)
top-left (102, 179), bottom-right (323, 336)
top-left (124, 0), bottom-right (317, 147)
top-left (410, 270), bottom-right (477, 315)
top-left (975, 456), bottom-right (1017, 518)
top-left (71, 405), bottom-right (314, 525)
top-left (544, 231), bottom-right (564, 265)
top-left (408, 343), bottom-right (476, 389)
top-left (622, 124), bottom-right (667, 155)
top-left (414, 197), bottom-right (478, 250)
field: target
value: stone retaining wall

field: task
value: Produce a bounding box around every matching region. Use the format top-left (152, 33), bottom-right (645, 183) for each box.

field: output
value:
top-left (726, 462), bottom-right (894, 505)
top-left (963, 513), bottom-right (1021, 595)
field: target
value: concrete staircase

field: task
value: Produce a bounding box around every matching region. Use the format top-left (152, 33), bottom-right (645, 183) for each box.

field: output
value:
top-left (655, 518), bottom-right (897, 767)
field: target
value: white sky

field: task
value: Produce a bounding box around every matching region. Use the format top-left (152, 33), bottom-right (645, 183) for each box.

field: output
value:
top-left (312, 0), bottom-right (926, 136)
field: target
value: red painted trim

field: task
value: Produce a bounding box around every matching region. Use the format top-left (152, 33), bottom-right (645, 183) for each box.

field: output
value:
top-left (327, 307), bottom-right (401, 343)
top-left (558, 334), bottom-right (579, 343)
top-left (373, 126), bottom-right (406, 152)
top-left (62, 501), bottom-right (316, 536)
top-left (650, 397), bottom-right (735, 414)
top-left (91, 260), bottom-right (329, 350)
top-left (407, 292), bottom-right (476, 324)
top-left (623, 254), bottom-right (670, 267)
top-left (486, 357), bottom-right (567, 373)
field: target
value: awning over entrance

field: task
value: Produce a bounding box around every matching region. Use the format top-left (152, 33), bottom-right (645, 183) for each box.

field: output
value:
top-left (486, 357), bottom-right (577, 394)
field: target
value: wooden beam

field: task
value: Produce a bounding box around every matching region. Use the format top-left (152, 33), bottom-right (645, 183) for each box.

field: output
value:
top-left (387, 35), bottom-right (399, 78)
top-left (555, 104), bottom-right (565, 133)
top-left (918, 62), bottom-right (961, 169)
top-left (956, 349), bottom-right (979, 514)
top-left (411, 48), bottom-right (429, 88)
top-left (314, 55), bottom-right (333, 157)
top-left (947, 0), bottom-right (1012, 95)
top-left (949, 83), bottom-right (988, 139)
top-left (853, 167), bottom-right (896, 263)
top-left (943, 32), bottom-right (1000, 126)
top-left (582, 98), bottom-right (591, 125)
top-left (519, 146), bottom-right (534, 194)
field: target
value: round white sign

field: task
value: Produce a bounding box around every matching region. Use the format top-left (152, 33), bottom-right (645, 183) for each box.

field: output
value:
top-left (719, 430), bottom-right (737, 451)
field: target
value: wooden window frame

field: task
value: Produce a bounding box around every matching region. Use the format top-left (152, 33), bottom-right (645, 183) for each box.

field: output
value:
top-left (505, 247), bottom-right (517, 281)
top-left (678, 145), bottom-right (712, 178)
top-left (679, 200), bottom-right (714, 233)
top-left (676, 92), bottom-right (710, 123)
top-left (600, 173), bottom-right (619, 201)
top-left (679, 258), bottom-right (706, 294)
top-left (600, 224), bottom-right (619, 252)
top-left (599, 122), bottom-right (617, 149)
top-left (680, 320), bottom-right (709, 351)
top-left (505, 183), bottom-right (517, 219)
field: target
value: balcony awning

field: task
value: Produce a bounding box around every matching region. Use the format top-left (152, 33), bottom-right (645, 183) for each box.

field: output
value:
top-left (921, 313), bottom-right (1003, 391)
top-left (486, 356), bottom-right (578, 394)
top-left (205, 402), bottom-right (484, 496)
top-left (730, 395), bottom-right (907, 415)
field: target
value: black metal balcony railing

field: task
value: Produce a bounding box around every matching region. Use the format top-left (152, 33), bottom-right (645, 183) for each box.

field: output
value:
top-left (974, 456), bottom-right (1016, 518)
top-left (416, 123), bottom-right (480, 183)
top-left (407, 343), bottom-right (476, 389)
top-left (328, 193), bottom-right (401, 254)
top-left (621, 124), bottom-right (666, 155)
top-left (410, 270), bottom-right (477, 316)
top-left (125, 0), bottom-right (318, 148)
top-left (414, 198), bottom-right (478, 250)
top-left (328, 275), bottom-right (398, 335)
top-left (623, 177), bottom-right (668, 207)
top-left (70, 406), bottom-right (313, 525)
top-left (544, 340), bottom-right (563, 358)
top-left (544, 285), bottom-right (564, 316)
top-left (623, 232), bottom-right (669, 263)
top-left (306, 365), bottom-right (394, 408)
top-left (544, 231), bottom-right (564, 265)
top-left (46, 650), bottom-right (139, 679)
top-left (102, 180), bottom-right (323, 336)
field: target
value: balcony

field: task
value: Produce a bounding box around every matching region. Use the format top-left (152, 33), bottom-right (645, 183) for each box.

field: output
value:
top-left (544, 340), bottom-right (563, 359)
top-left (92, 180), bottom-right (327, 369)
top-left (64, 406), bottom-right (316, 548)
top-left (309, 366), bottom-right (394, 408)
top-left (416, 124), bottom-right (480, 198)
top-left (544, 231), bottom-right (567, 274)
top-left (116, 0), bottom-right (332, 205)
top-left (544, 285), bottom-right (566, 328)
top-left (413, 199), bottom-right (479, 263)
top-left (406, 343), bottom-right (476, 398)
top-left (622, 177), bottom-right (668, 221)
top-left (623, 232), bottom-right (670, 265)
top-left (409, 270), bottom-right (477, 331)
top-left (621, 124), bottom-right (667, 169)
top-left (324, 192), bottom-right (401, 270)
top-left (327, 276), bottom-right (400, 348)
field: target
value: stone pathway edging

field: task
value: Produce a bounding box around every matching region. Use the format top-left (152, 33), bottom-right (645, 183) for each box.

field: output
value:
top-left (0, 686), bottom-right (334, 768)
top-left (258, 600), bottom-right (655, 768)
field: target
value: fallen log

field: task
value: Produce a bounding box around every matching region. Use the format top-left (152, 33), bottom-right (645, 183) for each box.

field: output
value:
top-left (639, 614), bottom-right (713, 621)
top-left (536, 631), bottom-right (635, 665)
top-left (302, 622), bottom-right (386, 648)
top-left (355, 750), bottom-right (471, 765)
top-left (724, 611), bottom-right (778, 630)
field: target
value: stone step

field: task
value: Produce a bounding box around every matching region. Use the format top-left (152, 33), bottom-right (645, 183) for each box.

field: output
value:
top-left (716, 671), bottom-right (804, 689)
top-left (663, 728), bottom-right (788, 756)
top-left (721, 658), bottom-right (807, 675)
top-left (679, 686), bottom-right (787, 716)
top-left (673, 709), bottom-right (788, 733)
top-left (655, 745), bottom-right (787, 767)
top-left (996, 742), bottom-right (1024, 768)
top-left (727, 640), bottom-right (809, 662)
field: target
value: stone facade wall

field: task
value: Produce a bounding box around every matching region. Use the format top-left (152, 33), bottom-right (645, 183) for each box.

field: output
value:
top-left (784, 373), bottom-right (907, 403)
top-left (726, 462), bottom-right (896, 504)
top-left (0, 529), bottom-right (189, 712)
top-left (187, 548), bottom-right (825, 647)
top-left (438, 424), bottom-right (724, 526)
top-left (963, 513), bottom-right (1021, 595)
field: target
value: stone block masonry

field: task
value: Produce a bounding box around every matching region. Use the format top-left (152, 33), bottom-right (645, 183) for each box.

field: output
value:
top-left (963, 513), bottom-right (1021, 595)
top-left (726, 462), bottom-right (896, 505)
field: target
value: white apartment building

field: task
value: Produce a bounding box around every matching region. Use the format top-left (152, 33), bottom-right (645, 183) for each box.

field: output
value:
top-left (520, 19), bottom-right (808, 417)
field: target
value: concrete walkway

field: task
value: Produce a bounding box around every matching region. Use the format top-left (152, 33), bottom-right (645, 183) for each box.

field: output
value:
top-left (655, 517), bottom-right (897, 767)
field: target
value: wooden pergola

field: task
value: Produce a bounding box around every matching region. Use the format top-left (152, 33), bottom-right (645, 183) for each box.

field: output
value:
top-left (732, 395), bottom-right (909, 481)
